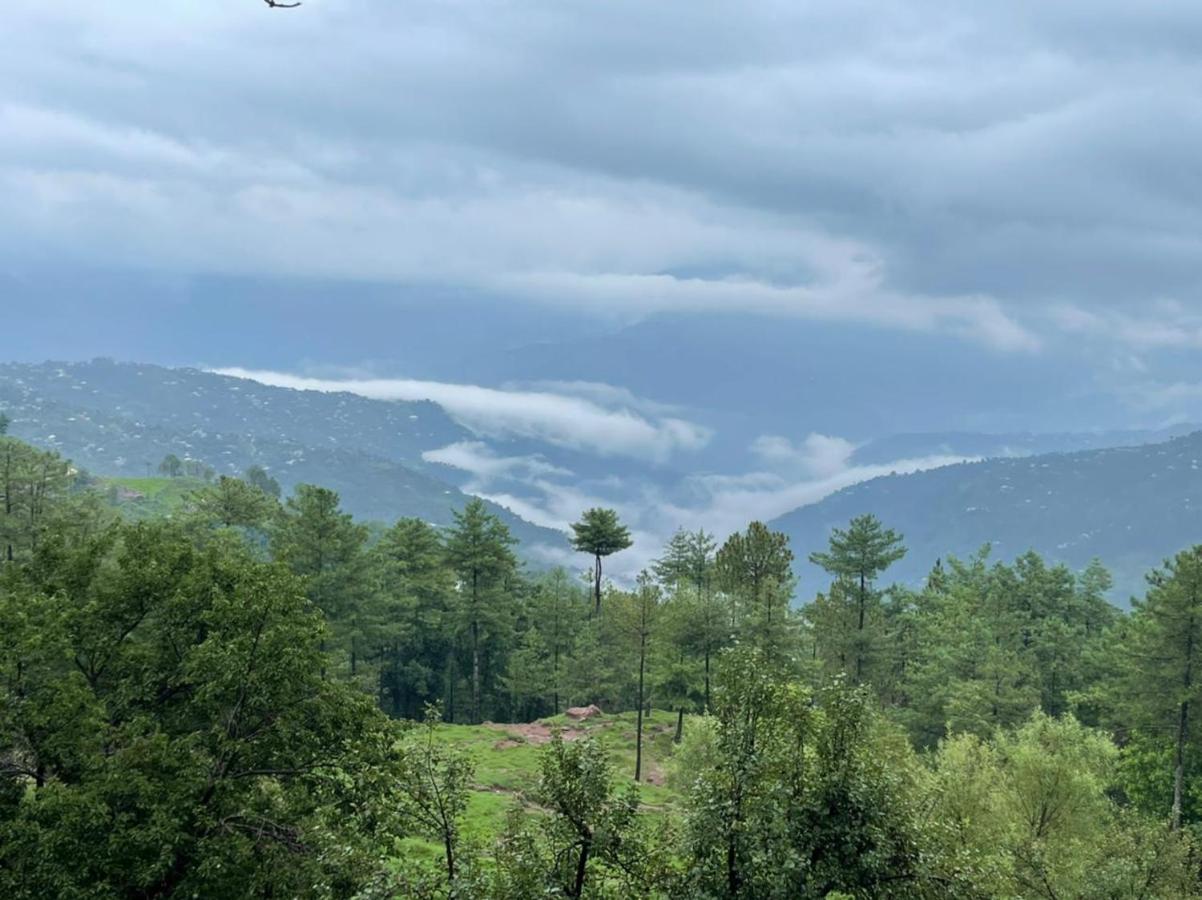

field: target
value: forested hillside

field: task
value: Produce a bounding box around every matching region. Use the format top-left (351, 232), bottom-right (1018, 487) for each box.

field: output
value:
top-left (5, 431), bottom-right (1202, 898)
top-left (0, 359), bottom-right (561, 548)
top-left (774, 430), bottom-right (1202, 600)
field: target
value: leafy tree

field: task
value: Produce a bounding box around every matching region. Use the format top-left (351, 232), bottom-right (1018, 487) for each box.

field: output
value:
top-left (536, 736), bottom-right (640, 899)
top-left (245, 463), bottom-right (282, 498)
top-left (186, 474), bottom-right (278, 531)
top-left (157, 452), bottom-right (184, 477)
top-left (0, 437), bottom-right (75, 563)
top-left (181, 457), bottom-right (215, 481)
top-left (563, 618), bottom-right (619, 711)
top-left (0, 522), bottom-right (404, 898)
top-left (928, 712), bottom-right (1199, 898)
top-left (684, 649), bottom-right (946, 898)
top-left (0, 411), bottom-right (9, 435)
top-left (396, 706), bottom-right (474, 884)
top-left (444, 498), bottom-right (518, 723)
top-left (570, 507), bottom-right (632, 616)
top-left (809, 514), bottom-right (906, 684)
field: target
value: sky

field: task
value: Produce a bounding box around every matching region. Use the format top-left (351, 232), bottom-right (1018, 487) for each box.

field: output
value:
top-left (4, 1), bottom-right (1202, 572)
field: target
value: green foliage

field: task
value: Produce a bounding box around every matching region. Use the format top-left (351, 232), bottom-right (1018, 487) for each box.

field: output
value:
top-left (570, 507), bottom-right (633, 614)
top-left (715, 521), bottom-right (797, 662)
top-left (534, 735), bottom-right (644, 898)
top-left (244, 463), bottom-right (281, 498)
top-left (6, 432), bottom-right (1202, 897)
top-left (684, 650), bottom-right (947, 898)
top-left (445, 498), bottom-right (519, 724)
top-left (0, 520), bottom-right (405, 898)
top-left (395, 707), bottom-right (474, 885)
top-left (927, 713), bottom-right (1199, 898)
top-left (0, 436), bottom-right (81, 563)
top-left (808, 513), bottom-right (906, 686)
top-left (185, 474), bottom-right (278, 531)
top-left (1113, 546), bottom-right (1202, 829)
top-left (157, 452), bottom-right (183, 477)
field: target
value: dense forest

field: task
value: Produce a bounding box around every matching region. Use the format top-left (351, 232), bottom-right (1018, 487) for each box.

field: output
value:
top-left (4, 430), bottom-right (1202, 898)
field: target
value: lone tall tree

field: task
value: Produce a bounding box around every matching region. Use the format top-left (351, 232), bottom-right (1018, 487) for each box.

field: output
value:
top-left (809, 514), bottom-right (906, 682)
top-left (570, 507), bottom-right (633, 615)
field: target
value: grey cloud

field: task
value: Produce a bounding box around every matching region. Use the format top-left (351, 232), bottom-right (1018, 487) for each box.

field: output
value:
top-left (3, 1), bottom-right (1201, 355)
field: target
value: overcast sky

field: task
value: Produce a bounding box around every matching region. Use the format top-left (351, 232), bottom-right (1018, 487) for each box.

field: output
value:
top-left (5, 1), bottom-right (1201, 354)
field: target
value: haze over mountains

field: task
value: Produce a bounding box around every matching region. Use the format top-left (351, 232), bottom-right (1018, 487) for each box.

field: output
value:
top-left (1, 356), bottom-right (1197, 597)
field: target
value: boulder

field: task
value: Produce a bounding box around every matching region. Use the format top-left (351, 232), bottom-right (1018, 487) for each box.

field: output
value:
top-left (565, 704), bottom-right (603, 720)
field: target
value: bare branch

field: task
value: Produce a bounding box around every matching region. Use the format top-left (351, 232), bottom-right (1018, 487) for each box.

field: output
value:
top-left (263, 0), bottom-right (302, 8)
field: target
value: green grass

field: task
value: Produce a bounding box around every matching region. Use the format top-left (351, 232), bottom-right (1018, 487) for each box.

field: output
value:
top-left (99, 476), bottom-right (206, 521)
top-left (426, 709), bottom-right (687, 839)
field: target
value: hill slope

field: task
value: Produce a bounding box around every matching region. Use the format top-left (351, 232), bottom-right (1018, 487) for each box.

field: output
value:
top-left (771, 431), bottom-right (1202, 601)
top-left (0, 359), bottom-right (563, 550)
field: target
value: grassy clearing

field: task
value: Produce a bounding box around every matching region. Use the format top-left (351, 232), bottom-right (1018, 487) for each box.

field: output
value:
top-left (99, 476), bottom-right (205, 520)
top-left (425, 709), bottom-right (687, 840)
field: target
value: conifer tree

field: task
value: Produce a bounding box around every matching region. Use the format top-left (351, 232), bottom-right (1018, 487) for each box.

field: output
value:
top-left (809, 514), bottom-right (905, 683)
top-left (445, 498), bottom-right (518, 724)
top-left (1119, 547), bottom-right (1202, 830)
top-left (570, 507), bottom-right (632, 616)
top-left (715, 522), bottom-right (795, 660)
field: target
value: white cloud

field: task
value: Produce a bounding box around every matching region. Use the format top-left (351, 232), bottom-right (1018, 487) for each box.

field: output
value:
top-left (213, 368), bottom-right (711, 462)
top-left (663, 453), bottom-right (975, 545)
top-left (750, 433), bottom-right (857, 478)
top-left (459, 431), bottom-right (972, 584)
top-left (422, 440), bottom-right (571, 480)
top-left (1052, 302), bottom-right (1202, 350)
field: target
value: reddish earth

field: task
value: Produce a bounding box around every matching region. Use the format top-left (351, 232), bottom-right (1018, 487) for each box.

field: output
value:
top-left (487, 721), bottom-right (587, 746)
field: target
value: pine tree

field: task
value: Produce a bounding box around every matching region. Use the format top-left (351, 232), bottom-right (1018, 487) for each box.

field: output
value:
top-left (715, 522), bottom-right (795, 660)
top-left (655, 528), bottom-right (725, 710)
top-left (1119, 547), bottom-right (1202, 829)
top-left (272, 484), bottom-right (369, 676)
top-left (809, 514), bottom-right (905, 684)
top-left (569, 508), bottom-right (633, 616)
top-left (445, 498), bottom-right (518, 724)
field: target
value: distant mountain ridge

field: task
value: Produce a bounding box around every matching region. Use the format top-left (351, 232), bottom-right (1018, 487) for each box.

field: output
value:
top-left (0, 359), bottom-right (564, 550)
top-left (772, 431), bottom-right (1202, 602)
top-left (850, 426), bottom-right (1198, 466)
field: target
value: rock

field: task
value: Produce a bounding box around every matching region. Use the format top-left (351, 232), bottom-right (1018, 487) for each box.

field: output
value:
top-left (565, 704), bottom-right (603, 720)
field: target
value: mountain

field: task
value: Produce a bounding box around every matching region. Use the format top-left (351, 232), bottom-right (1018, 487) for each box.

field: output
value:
top-left (771, 431), bottom-right (1202, 602)
top-left (849, 427), bottom-right (1198, 466)
top-left (0, 359), bottom-right (564, 550)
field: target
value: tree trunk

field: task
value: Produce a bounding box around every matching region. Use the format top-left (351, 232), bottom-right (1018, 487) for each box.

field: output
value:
top-left (1174, 620), bottom-right (1195, 831)
top-left (675, 707), bottom-right (684, 743)
top-left (593, 553), bottom-right (603, 616)
top-left (472, 620), bottom-right (481, 725)
top-left (443, 830), bottom-right (456, 883)
top-left (856, 571), bottom-right (867, 681)
top-left (1174, 699), bottom-right (1189, 831)
top-left (570, 832), bottom-right (592, 899)
top-left (704, 647), bottom-right (711, 713)
top-left (635, 628), bottom-right (647, 781)
top-left (553, 640), bottom-right (560, 713)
